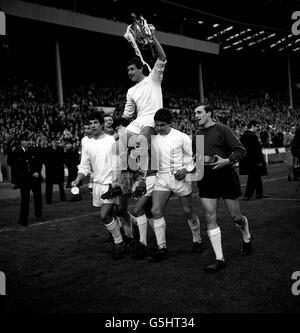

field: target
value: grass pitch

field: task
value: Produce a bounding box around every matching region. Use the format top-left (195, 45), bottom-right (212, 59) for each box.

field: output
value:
top-left (1, 163), bottom-right (300, 313)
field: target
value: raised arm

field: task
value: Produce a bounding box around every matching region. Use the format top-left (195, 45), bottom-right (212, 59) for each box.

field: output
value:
top-left (152, 31), bottom-right (166, 62)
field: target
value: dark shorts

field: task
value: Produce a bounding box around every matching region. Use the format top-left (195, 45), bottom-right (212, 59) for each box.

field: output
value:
top-left (197, 166), bottom-right (242, 199)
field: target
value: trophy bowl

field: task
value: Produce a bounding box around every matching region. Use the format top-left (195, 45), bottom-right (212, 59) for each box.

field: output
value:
top-left (124, 13), bottom-right (154, 50)
top-left (71, 186), bottom-right (80, 195)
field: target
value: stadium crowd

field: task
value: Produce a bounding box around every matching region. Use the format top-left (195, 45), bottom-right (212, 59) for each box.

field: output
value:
top-left (0, 77), bottom-right (299, 157)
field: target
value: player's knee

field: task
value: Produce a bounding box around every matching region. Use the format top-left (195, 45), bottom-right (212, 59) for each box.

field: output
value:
top-left (205, 208), bottom-right (216, 219)
top-left (151, 205), bottom-right (162, 218)
top-left (112, 205), bottom-right (120, 216)
top-left (132, 207), bottom-right (143, 217)
top-left (100, 210), bottom-right (110, 223)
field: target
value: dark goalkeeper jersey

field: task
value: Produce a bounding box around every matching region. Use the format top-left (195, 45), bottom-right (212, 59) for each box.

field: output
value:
top-left (194, 123), bottom-right (246, 164)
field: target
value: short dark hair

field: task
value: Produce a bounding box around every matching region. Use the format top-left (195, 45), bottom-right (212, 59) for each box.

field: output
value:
top-left (88, 111), bottom-right (104, 125)
top-left (154, 108), bottom-right (173, 124)
top-left (247, 120), bottom-right (259, 129)
top-left (127, 57), bottom-right (144, 69)
top-left (83, 118), bottom-right (90, 126)
top-left (198, 104), bottom-right (214, 117)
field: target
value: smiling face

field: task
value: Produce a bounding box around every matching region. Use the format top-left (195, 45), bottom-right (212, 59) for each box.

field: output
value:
top-left (194, 105), bottom-right (211, 127)
top-left (127, 64), bottom-right (144, 83)
top-left (104, 116), bottom-right (114, 129)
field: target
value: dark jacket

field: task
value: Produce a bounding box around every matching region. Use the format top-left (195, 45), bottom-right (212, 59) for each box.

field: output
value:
top-left (7, 146), bottom-right (43, 186)
top-left (291, 127), bottom-right (300, 158)
top-left (43, 146), bottom-right (65, 184)
top-left (64, 148), bottom-right (81, 187)
top-left (239, 130), bottom-right (268, 176)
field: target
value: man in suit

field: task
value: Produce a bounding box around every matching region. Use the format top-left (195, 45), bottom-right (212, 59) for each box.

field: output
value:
top-left (64, 138), bottom-right (82, 201)
top-left (240, 120), bottom-right (268, 200)
top-left (7, 133), bottom-right (43, 226)
top-left (291, 120), bottom-right (300, 181)
top-left (43, 139), bottom-right (66, 204)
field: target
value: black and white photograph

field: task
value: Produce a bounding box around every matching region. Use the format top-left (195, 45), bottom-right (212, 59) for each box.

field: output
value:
top-left (0, 0), bottom-right (300, 320)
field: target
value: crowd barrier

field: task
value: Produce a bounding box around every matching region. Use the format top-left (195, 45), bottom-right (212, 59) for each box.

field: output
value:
top-left (262, 147), bottom-right (287, 164)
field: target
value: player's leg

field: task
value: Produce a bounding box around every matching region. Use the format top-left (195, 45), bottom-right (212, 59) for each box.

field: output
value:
top-left (200, 197), bottom-right (226, 272)
top-left (224, 198), bottom-right (252, 255)
top-left (132, 195), bottom-right (151, 244)
top-left (117, 193), bottom-right (135, 242)
top-left (148, 190), bottom-right (172, 261)
top-left (178, 194), bottom-right (203, 254)
top-left (132, 174), bottom-right (156, 244)
top-left (100, 202), bottom-right (126, 260)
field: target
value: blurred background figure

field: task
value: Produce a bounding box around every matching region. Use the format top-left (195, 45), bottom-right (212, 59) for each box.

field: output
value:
top-left (7, 133), bottom-right (43, 226)
top-left (43, 139), bottom-right (66, 204)
top-left (283, 125), bottom-right (296, 181)
top-left (291, 120), bottom-right (300, 182)
top-left (64, 138), bottom-right (82, 201)
top-left (240, 120), bottom-right (268, 200)
top-left (104, 114), bottom-right (116, 136)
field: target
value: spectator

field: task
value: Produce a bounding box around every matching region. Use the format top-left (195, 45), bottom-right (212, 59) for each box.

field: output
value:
top-left (240, 120), bottom-right (268, 200)
top-left (7, 133), bottom-right (43, 226)
top-left (43, 139), bottom-right (66, 204)
top-left (283, 125), bottom-right (296, 181)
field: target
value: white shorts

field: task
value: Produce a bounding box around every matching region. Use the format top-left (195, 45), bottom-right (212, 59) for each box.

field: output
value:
top-left (126, 116), bottom-right (155, 135)
top-left (92, 183), bottom-right (119, 207)
top-left (132, 175), bottom-right (156, 197)
top-left (154, 172), bottom-right (192, 197)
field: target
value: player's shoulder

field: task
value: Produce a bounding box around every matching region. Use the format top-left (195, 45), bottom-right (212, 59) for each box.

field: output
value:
top-left (215, 123), bottom-right (232, 133)
top-left (103, 134), bottom-right (115, 143)
top-left (172, 128), bottom-right (190, 139)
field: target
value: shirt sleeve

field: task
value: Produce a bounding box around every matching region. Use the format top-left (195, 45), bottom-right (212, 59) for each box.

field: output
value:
top-left (182, 134), bottom-right (195, 172)
top-left (123, 90), bottom-right (136, 119)
top-left (77, 145), bottom-right (91, 176)
top-left (149, 58), bottom-right (167, 83)
top-left (223, 126), bottom-right (247, 163)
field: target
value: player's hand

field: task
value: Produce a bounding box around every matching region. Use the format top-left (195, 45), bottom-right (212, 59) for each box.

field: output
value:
top-left (149, 24), bottom-right (156, 35)
top-left (32, 172), bottom-right (39, 178)
top-left (174, 169), bottom-right (187, 181)
top-left (71, 180), bottom-right (78, 187)
top-left (211, 155), bottom-right (230, 170)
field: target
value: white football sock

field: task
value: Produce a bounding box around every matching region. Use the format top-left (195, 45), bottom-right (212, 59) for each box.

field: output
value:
top-left (188, 215), bottom-right (201, 243)
top-left (153, 217), bottom-right (167, 249)
top-left (241, 215), bottom-right (251, 242)
top-left (136, 214), bottom-right (148, 246)
top-left (207, 227), bottom-right (224, 261)
top-left (105, 218), bottom-right (123, 245)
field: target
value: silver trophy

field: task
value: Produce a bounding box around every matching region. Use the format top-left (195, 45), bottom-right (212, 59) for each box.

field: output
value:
top-left (125, 13), bottom-right (154, 49)
top-left (124, 13), bottom-right (155, 72)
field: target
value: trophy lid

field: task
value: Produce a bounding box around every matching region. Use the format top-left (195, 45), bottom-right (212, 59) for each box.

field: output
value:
top-left (71, 186), bottom-right (80, 195)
